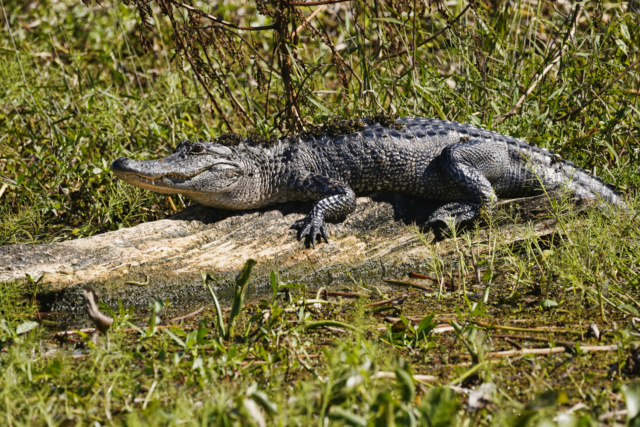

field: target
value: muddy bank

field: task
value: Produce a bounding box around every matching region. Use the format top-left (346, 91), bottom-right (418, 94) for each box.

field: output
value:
top-left (0, 194), bottom-right (561, 311)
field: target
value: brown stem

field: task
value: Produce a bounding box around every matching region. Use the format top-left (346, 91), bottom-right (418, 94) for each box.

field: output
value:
top-left (325, 291), bottom-right (374, 299)
top-left (469, 246), bottom-right (482, 284)
top-left (168, 306), bottom-right (205, 323)
top-left (376, 3), bottom-right (472, 63)
top-left (54, 324), bottom-right (174, 337)
top-left (197, 36), bottom-right (255, 126)
top-left (472, 320), bottom-right (578, 334)
top-left (197, 25), bottom-right (282, 77)
top-left (624, 72), bottom-right (640, 148)
top-left (290, 0), bottom-right (352, 5)
top-left (365, 293), bottom-right (416, 307)
top-left (493, 334), bottom-right (575, 349)
top-left (275, 1), bottom-right (303, 130)
top-left (408, 272), bottom-right (454, 290)
top-left (486, 344), bottom-right (618, 358)
top-left (167, 0), bottom-right (277, 31)
top-left (273, 63), bottom-right (324, 124)
top-left (373, 371), bottom-right (437, 383)
top-left (293, 4), bottom-right (326, 36)
top-left (383, 279), bottom-right (433, 292)
top-left (160, 1), bottom-right (234, 131)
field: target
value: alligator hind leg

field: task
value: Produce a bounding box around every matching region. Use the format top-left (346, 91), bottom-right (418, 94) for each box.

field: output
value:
top-left (427, 139), bottom-right (508, 233)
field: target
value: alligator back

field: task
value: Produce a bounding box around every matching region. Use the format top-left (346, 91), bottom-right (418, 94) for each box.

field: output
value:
top-left (285, 117), bottom-right (625, 210)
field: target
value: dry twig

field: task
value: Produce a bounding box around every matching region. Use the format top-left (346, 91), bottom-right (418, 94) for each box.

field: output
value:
top-left (365, 293), bottom-right (412, 308)
top-left (384, 279), bottom-right (434, 292)
top-left (168, 306), bottom-right (205, 323)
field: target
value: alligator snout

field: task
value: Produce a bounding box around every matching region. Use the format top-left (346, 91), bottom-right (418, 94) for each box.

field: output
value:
top-left (111, 157), bottom-right (161, 178)
top-left (111, 157), bottom-right (131, 173)
top-left (111, 157), bottom-right (139, 179)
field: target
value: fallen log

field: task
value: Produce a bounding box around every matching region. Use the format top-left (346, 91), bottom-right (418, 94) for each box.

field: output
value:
top-left (0, 194), bottom-right (568, 309)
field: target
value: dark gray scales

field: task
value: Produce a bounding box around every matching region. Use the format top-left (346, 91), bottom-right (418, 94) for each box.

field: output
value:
top-left (111, 117), bottom-right (627, 247)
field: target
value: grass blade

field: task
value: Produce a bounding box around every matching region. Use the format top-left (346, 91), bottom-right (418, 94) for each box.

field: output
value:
top-left (226, 259), bottom-right (257, 340)
top-left (202, 272), bottom-right (226, 338)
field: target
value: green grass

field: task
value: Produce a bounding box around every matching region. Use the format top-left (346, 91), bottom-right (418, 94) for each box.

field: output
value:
top-left (1, 202), bottom-right (640, 425)
top-left (1, 0), bottom-right (640, 424)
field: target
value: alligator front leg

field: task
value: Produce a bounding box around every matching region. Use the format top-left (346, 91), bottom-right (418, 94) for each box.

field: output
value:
top-left (289, 174), bottom-right (356, 247)
top-left (427, 139), bottom-right (505, 234)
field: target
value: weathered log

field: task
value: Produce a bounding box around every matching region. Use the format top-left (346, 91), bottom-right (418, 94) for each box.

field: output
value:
top-left (0, 194), bottom-right (568, 309)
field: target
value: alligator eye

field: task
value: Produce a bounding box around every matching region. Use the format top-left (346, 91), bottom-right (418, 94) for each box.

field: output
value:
top-left (190, 144), bottom-right (205, 154)
top-left (174, 140), bottom-right (190, 152)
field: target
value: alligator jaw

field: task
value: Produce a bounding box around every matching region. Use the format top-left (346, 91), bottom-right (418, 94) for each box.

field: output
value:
top-left (111, 155), bottom-right (244, 196)
top-left (111, 157), bottom-right (211, 194)
top-left (112, 171), bottom-right (195, 194)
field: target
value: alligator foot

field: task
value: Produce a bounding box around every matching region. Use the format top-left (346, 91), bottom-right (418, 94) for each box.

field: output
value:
top-left (426, 201), bottom-right (482, 240)
top-left (291, 214), bottom-right (329, 248)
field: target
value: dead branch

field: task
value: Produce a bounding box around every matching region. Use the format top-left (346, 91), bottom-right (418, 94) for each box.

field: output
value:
top-left (167, 0), bottom-right (277, 31)
top-left (373, 371), bottom-right (437, 383)
top-left (377, 3), bottom-right (472, 63)
top-left (197, 25), bottom-right (282, 77)
top-left (293, 4), bottom-right (326, 36)
top-left (168, 306), bottom-right (205, 323)
top-left (290, 0), bottom-right (352, 6)
top-left (159, 1), bottom-right (234, 131)
top-left (365, 293), bottom-right (412, 308)
top-left (383, 279), bottom-right (434, 292)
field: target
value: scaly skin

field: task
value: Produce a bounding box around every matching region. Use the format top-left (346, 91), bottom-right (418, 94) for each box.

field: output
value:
top-left (111, 117), bottom-right (626, 247)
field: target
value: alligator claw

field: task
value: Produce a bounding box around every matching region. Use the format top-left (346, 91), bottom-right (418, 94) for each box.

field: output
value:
top-left (427, 201), bottom-right (481, 227)
top-left (426, 201), bottom-right (483, 240)
top-left (290, 216), bottom-right (329, 248)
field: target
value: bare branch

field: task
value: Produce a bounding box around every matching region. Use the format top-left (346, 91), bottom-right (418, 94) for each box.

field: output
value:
top-left (168, 306), bottom-right (205, 323)
top-left (290, 0), bottom-right (352, 5)
top-left (197, 25), bottom-right (282, 77)
top-left (166, 0), bottom-right (277, 31)
top-left (293, 4), bottom-right (326, 36)
top-left (159, 1), bottom-right (234, 131)
top-left (197, 36), bottom-right (256, 126)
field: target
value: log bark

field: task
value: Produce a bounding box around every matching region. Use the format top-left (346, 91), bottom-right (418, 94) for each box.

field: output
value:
top-left (0, 194), bottom-right (568, 309)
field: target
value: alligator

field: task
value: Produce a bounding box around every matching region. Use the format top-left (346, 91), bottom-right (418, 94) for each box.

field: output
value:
top-left (111, 117), bottom-right (626, 247)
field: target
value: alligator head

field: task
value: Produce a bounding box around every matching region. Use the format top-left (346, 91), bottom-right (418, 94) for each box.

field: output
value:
top-left (111, 140), bottom-right (245, 197)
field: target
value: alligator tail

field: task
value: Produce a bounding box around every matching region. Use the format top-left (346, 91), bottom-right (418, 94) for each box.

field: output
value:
top-left (516, 143), bottom-right (628, 213)
top-left (559, 160), bottom-right (626, 210)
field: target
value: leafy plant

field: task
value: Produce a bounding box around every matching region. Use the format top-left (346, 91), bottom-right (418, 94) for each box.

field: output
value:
top-left (204, 258), bottom-right (257, 340)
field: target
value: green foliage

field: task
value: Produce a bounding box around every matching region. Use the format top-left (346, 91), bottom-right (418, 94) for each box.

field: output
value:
top-left (0, 281), bottom-right (38, 343)
top-left (203, 259), bottom-right (257, 341)
top-left (624, 383), bottom-right (640, 426)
